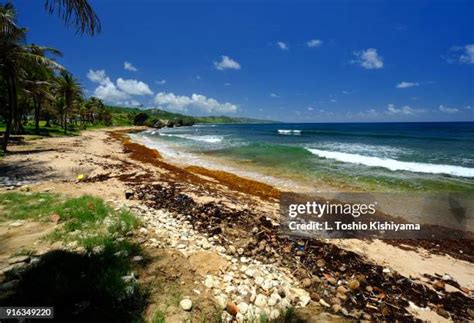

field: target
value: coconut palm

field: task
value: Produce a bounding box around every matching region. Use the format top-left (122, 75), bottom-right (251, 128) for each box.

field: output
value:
top-left (0, 3), bottom-right (63, 150)
top-left (43, 0), bottom-right (101, 35)
top-left (56, 70), bottom-right (82, 134)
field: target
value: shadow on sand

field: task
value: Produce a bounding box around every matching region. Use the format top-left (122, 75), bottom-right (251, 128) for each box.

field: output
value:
top-left (0, 249), bottom-right (147, 322)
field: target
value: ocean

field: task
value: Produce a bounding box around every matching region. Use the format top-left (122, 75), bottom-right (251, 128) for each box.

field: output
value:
top-left (131, 122), bottom-right (474, 192)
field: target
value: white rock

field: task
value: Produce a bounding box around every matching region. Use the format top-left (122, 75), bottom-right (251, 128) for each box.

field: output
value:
top-left (279, 298), bottom-right (291, 310)
top-left (223, 274), bottom-right (233, 282)
top-left (215, 294), bottom-right (227, 309)
top-left (240, 257), bottom-right (250, 263)
top-left (255, 276), bottom-right (264, 286)
top-left (261, 279), bottom-right (273, 291)
top-left (180, 298), bottom-right (192, 311)
top-left (269, 309), bottom-right (280, 320)
top-left (139, 227), bottom-right (148, 235)
top-left (237, 302), bottom-right (249, 314)
top-left (268, 293), bottom-right (281, 307)
top-left (319, 299), bottom-right (330, 308)
top-left (254, 294), bottom-right (267, 307)
top-left (204, 276), bottom-right (216, 288)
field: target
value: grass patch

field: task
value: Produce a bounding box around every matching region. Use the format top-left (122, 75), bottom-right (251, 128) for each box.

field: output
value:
top-left (0, 192), bottom-right (64, 221)
top-left (152, 310), bottom-right (166, 323)
top-left (0, 191), bottom-right (146, 321)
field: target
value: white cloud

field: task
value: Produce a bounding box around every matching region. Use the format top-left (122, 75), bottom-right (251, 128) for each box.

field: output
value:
top-left (277, 41), bottom-right (289, 50)
top-left (214, 56), bottom-right (241, 71)
top-left (353, 48), bottom-right (384, 69)
top-left (124, 61), bottom-right (138, 72)
top-left (93, 78), bottom-right (131, 102)
top-left (438, 105), bottom-right (459, 113)
top-left (117, 100), bottom-right (141, 107)
top-left (154, 92), bottom-right (237, 114)
top-left (87, 69), bottom-right (152, 105)
top-left (386, 104), bottom-right (423, 115)
top-left (307, 107), bottom-right (314, 111)
top-left (307, 39), bottom-right (323, 48)
top-left (396, 81), bottom-right (419, 89)
top-left (270, 93), bottom-right (279, 98)
top-left (87, 69), bottom-right (107, 83)
top-left (459, 44), bottom-right (474, 64)
top-left (116, 78), bottom-right (153, 96)
top-left (445, 44), bottom-right (474, 64)
top-left (155, 79), bottom-right (167, 85)
top-left (465, 105), bottom-right (473, 110)
top-left (224, 83), bottom-right (231, 86)
top-left (357, 108), bottom-right (379, 118)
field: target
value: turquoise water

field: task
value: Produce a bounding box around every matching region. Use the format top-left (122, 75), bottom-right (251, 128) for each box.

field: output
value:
top-left (136, 122), bottom-right (474, 192)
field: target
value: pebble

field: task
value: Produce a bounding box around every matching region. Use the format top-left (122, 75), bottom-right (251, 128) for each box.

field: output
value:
top-left (215, 294), bottom-right (227, 309)
top-left (348, 279), bottom-right (360, 290)
top-left (180, 298), bottom-right (193, 311)
top-left (226, 301), bottom-right (238, 316)
top-left (319, 298), bottom-right (331, 308)
top-left (433, 280), bottom-right (445, 291)
top-left (301, 278), bottom-right (312, 288)
top-left (237, 302), bottom-right (248, 314)
top-left (332, 304), bottom-right (342, 313)
top-left (132, 256), bottom-right (143, 262)
top-left (254, 294), bottom-right (267, 307)
top-left (316, 259), bottom-right (326, 267)
top-left (336, 285), bottom-right (348, 294)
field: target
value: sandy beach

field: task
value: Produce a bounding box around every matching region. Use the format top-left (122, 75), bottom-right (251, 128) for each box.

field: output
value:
top-left (0, 128), bottom-right (472, 321)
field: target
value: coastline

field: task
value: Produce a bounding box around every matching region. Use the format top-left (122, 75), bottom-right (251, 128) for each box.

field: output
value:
top-left (0, 128), bottom-right (473, 321)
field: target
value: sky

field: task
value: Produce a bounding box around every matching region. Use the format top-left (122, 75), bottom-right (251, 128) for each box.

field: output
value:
top-left (14, 0), bottom-right (474, 122)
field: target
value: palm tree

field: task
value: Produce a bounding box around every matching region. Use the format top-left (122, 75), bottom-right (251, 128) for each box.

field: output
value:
top-left (43, 0), bottom-right (101, 35)
top-left (0, 3), bottom-right (63, 151)
top-left (56, 70), bottom-right (82, 134)
top-left (24, 44), bottom-right (61, 134)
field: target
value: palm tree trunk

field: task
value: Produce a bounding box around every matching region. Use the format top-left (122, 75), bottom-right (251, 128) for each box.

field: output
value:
top-left (35, 99), bottom-right (41, 135)
top-left (2, 73), bottom-right (16, 152)
top-left (64, 107), bottom-right (67, 134)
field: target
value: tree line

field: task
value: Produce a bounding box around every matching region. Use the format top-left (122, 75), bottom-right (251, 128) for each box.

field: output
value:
top-left (0, 0), bottom-right (101, 152)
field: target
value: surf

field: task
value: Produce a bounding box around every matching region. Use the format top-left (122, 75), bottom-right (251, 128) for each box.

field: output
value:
top-left (306, 148), bottom-right (474, 178)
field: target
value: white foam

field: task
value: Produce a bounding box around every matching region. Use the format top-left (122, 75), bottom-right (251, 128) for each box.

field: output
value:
top-left (159, 133), bottom-right (223, 143)
top-left (278, 129), bottom-right (301, 135)
top-left (306, 148), bottom-right (474, 178)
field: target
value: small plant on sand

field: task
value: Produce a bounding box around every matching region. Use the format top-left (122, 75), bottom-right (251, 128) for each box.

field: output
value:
top-left (152, 310), bottom-right (166, 323)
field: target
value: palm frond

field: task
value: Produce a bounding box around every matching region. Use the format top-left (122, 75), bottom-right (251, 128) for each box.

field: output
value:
top-left (0, 3), bottom-right (19, 36)
top-left (44, 0), bottom-right (101, 35)
top-left (18, 51), bottom-right (65, 71)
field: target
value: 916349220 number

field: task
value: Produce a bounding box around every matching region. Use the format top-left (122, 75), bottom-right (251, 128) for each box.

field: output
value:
top-left (0, 307), bottom-right (54, 319)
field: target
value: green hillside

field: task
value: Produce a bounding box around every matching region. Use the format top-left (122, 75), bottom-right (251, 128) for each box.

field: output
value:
top-left (105, 105), bottom-right (278, 126)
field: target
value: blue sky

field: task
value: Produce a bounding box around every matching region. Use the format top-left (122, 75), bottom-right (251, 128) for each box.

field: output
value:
top-left (15, 0), bottom-right (474, 122)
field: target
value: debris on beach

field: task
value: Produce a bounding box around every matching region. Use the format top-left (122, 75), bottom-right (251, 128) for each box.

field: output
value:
top-left (129, 183), bottom-right (474, 321)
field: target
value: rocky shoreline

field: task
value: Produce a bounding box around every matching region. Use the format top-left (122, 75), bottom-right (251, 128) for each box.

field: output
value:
top-left (1, 128), bottom-right (473, 322)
